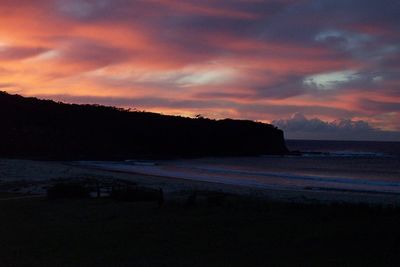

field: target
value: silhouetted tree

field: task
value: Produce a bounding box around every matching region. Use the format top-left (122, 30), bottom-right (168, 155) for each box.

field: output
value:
top-left (0, 91), bottom-right (288, 160)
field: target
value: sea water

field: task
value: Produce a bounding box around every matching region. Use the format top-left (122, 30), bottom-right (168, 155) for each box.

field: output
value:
top-left (86, 140), bottom-right (400, 195)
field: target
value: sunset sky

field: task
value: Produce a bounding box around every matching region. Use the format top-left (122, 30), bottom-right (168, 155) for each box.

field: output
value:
top-left (1, 0), bottom-right (399, 140)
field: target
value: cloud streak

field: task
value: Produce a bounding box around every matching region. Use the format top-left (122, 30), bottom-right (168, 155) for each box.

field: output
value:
top-left (0, 0), bottom-right (399, 140)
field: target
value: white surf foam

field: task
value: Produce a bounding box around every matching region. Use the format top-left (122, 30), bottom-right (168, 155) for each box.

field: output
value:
top-left (81, 161), bottom-right (400, 195)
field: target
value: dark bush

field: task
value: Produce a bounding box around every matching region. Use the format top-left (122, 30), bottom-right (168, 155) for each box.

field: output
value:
top-left (0, 91), bottom-right (288, 160)
top-left (47, 183), bottom-right (90, 199)
top-left (111, 185), bottom-right (162, 203)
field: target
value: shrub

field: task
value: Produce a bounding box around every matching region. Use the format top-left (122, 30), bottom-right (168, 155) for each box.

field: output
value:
top-left (47, 182), bottom-right (90, 199)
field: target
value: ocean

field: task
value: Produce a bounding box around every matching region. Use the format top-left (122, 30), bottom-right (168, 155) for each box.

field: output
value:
top-left (86, 140), bottom-right (400, 195)
top-left (286, 139), bottom-right (400, 158)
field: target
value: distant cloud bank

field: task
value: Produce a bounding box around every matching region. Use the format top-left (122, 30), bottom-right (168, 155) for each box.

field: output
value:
top-left (273, 113), bottom-right (400, 141)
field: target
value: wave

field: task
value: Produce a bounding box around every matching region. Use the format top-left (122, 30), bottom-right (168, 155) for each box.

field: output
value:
top-left (82, 161), bottom-right (400, 194)
top-left (286, 140), bottom-right (400, 158)
top-left (183, 165), bottom-right (400, 188)
top-left (277, 151), bottom-right (390, 158)
top-left (306, 151), bottom-right (387, 158)
top-left (260, 151), bottom-right (391, 158)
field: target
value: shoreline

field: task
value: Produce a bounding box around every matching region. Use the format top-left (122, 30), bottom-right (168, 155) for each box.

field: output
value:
top-left (77, 160), bottom-right (400, 206)
top-left (3, 161), bottom-right (400, 265)
top-left (2, 158), bottom-right (400, 206)
top-left (102, 170), bottom-right (400, 206)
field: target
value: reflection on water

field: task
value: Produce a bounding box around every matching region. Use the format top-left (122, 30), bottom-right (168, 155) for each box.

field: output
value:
top-left (84, 140), bottom-right (400, 195)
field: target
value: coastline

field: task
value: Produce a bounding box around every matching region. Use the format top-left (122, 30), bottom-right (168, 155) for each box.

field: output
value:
top-left (3, 158), bottom-right (400, 266)
top-left (2, 158), bottom-right (400, 206)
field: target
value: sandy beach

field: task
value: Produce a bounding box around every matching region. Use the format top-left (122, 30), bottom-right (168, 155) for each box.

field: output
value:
top-left (2, 158), bottom-right (400, 266)
top-left (1, 158), bottom-right (400, 206)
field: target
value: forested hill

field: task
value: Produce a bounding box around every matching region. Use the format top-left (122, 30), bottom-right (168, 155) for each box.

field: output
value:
top-left (0, 91), bottom-right (288, 160)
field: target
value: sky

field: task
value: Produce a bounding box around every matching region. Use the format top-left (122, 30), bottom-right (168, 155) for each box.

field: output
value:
top-left (1, 0), bottom-right (399, 141)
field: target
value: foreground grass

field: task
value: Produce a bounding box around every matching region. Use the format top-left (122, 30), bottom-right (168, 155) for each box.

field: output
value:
top-left (1, 195), bottom-right (400, 267)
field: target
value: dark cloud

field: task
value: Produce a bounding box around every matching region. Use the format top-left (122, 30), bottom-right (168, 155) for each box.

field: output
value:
top-left (358, 99), bottom-right (400, 113)
top-left (63, 39), bottom-right (128, 66)
top-left (0, 46), bottom-right (48, 61)
top-left (48, 0), bottom-right (400, 80)
top-left (236, 103), bottom-right (354, 119)
top-left (55, 0), bottom-right (118, 20)
top-left (254, 75), bottom-right (308, 99)
top-left (194, 91), bottom-right (253, 100)
top-left (2, 0), bottom-right (400, 141)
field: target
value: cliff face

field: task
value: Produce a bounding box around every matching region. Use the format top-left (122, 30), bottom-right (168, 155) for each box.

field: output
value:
top-left (0, 92), bottom-right (288, 159)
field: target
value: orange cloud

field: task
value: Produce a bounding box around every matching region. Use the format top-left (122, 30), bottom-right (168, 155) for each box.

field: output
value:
top-left (0, 0), bottom-right (399, 139)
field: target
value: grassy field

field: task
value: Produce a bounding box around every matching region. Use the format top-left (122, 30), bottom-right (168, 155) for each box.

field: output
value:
top-left (1, 194), bottom-right (400, 267)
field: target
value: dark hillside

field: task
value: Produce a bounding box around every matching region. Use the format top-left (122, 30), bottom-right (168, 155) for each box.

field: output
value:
top-left (0, 91), bottom-right (288, 159)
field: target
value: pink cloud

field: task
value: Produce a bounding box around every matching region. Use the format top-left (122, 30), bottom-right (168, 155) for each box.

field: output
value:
top-left (0, 0), bottom-right (399, 140)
